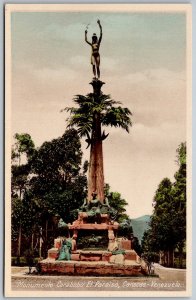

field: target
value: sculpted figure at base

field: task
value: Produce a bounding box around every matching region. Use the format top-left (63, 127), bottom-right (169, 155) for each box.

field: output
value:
top-left (78, 191), bottom-right (118, 223)
top-left (57, 238), bottom-right (72, 261)
top-left (85, 20), bottom-right (102, 79)
top-left (86, 191), bottom-right (102, 223)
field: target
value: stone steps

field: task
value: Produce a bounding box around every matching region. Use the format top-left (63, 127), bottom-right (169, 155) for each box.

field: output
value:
top-left (39, 259), bottom-right (147, 276)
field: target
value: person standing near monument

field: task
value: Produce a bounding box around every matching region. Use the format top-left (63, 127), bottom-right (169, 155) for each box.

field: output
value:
top-left (85, 19), bottom-right (102, 79)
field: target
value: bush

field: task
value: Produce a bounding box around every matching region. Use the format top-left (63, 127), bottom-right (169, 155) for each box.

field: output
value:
top-left (11, 256), bottom-right (27, 266)
top-left (174, 257), bottom-right (186, 269)
top-left (11, 256), bottom-right (40, 266)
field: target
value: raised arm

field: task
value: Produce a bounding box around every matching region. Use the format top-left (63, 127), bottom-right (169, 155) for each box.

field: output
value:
top-left (85, 30), bottom-right (91, 46)
top-left (97, 20), bottom-right (102, 45)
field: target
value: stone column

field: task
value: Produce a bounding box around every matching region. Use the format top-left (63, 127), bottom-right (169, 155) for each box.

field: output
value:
top-left (87, 79), bottom-right (106, 203)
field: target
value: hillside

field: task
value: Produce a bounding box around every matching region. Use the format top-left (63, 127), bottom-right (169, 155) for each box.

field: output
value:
top-left (131, 215), bottom-right (151, 244)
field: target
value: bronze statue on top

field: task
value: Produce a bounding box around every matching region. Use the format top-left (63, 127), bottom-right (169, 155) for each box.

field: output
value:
top-left (85, 20), bottom-right (102, 79)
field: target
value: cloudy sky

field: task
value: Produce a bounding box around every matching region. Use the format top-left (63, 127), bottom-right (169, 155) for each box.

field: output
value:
top-left (11, 10), bottom-right (187, 218)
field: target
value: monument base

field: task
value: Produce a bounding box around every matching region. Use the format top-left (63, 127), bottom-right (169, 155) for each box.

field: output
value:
top-left (41, 212), bottom-right (148, 276)
top-left (39, 258), bottom-right (147, 276)
top-left (39, 248), bottom-right (148, 276)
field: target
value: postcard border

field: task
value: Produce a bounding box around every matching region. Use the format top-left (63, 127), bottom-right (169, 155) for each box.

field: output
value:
top-left (4, 3), bottom-right (192, 298)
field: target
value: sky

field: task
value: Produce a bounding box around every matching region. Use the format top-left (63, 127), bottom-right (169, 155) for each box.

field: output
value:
top-left (11, 11), bottom-right (187, 218)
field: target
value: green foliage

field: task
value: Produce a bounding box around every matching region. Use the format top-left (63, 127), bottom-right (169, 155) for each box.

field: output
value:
top-left (176, 142), bottom-right (186, 166)
top-left (103, 184), bottom-right (134, 240)
top-left (11, 129), bottom-right (87, 257)
top-left (29, 129), bottom-right (87, 222)
top-left (150, 178), bottom-right (176, 251)
top-left (11, 256), bottom-right (40, 267)
top-left (12, 133), bottom-right (35, 163)
top-left (118, 219), bottom-right (133, 239)
top-left (64, 93), bottom-right (132, 140)
top-left (141, 230), bottom-right (160, 274)
top-left (11, 164), bottom-right (30, 199)
top-left (11, 256), bottom-right (27, 266)
top-left (141, 143), bottom-right (186, 268)
top-left (104, 184), bottom-right (129, 223)
top-left (171, 143), bottom-right (186, 266)
top-left (11, 133), bottom-right (35, 200)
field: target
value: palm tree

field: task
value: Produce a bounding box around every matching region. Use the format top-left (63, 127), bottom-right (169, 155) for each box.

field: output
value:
top-left (64, 84), bottom-right (132, 202)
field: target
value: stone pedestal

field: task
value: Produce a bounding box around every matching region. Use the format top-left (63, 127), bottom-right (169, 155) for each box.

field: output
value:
top-left (67, 212), bottom-right (119, 252)
top-left (89, 79), bottom-right (105, 98)
top-left (117, 237), bottom-right (132, 250)
top-left (39, 259), bottom-right (148, 276)
top-left (42, 199), bottom-right (148, 276)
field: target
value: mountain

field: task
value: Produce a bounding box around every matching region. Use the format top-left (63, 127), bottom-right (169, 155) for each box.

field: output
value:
top-left (131, 215), bottom-right (151, 244)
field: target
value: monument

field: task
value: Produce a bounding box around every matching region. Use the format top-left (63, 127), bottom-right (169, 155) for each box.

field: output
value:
top-left (39, 20), bottom-right (147, 276)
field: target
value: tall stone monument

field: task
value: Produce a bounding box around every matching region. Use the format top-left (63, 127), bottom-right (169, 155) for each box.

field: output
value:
top-left (39, 20), bottom-right (147, 276)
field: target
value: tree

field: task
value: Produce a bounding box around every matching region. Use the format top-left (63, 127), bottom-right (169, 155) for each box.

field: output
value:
top-left (171, 142), bottom-right (186, 267)
top-left (104, 183), bottom-right (129, 222)
top-left (141, 231), bottom-right (159, 274)
top-left (141, 143), bottom-right (187, 268)
top-left (11, 133), bottom-right (35, 198)
top-left (29, 129), bottom-right (87, 255)
top-left (12, 133), bottom-right (35, 165)
top-left (29, 129), bottom-right (87, 222)
top-left (64, 85), bottom-right (132, 202)
top-left (147, 178), bottom-right (177, 266)
top-left (11, 133), bottom-right (35, 257)
top-left (103, 184), bottom-right (135, 241)
top-left (11, 129), bottom-right (87, 258)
